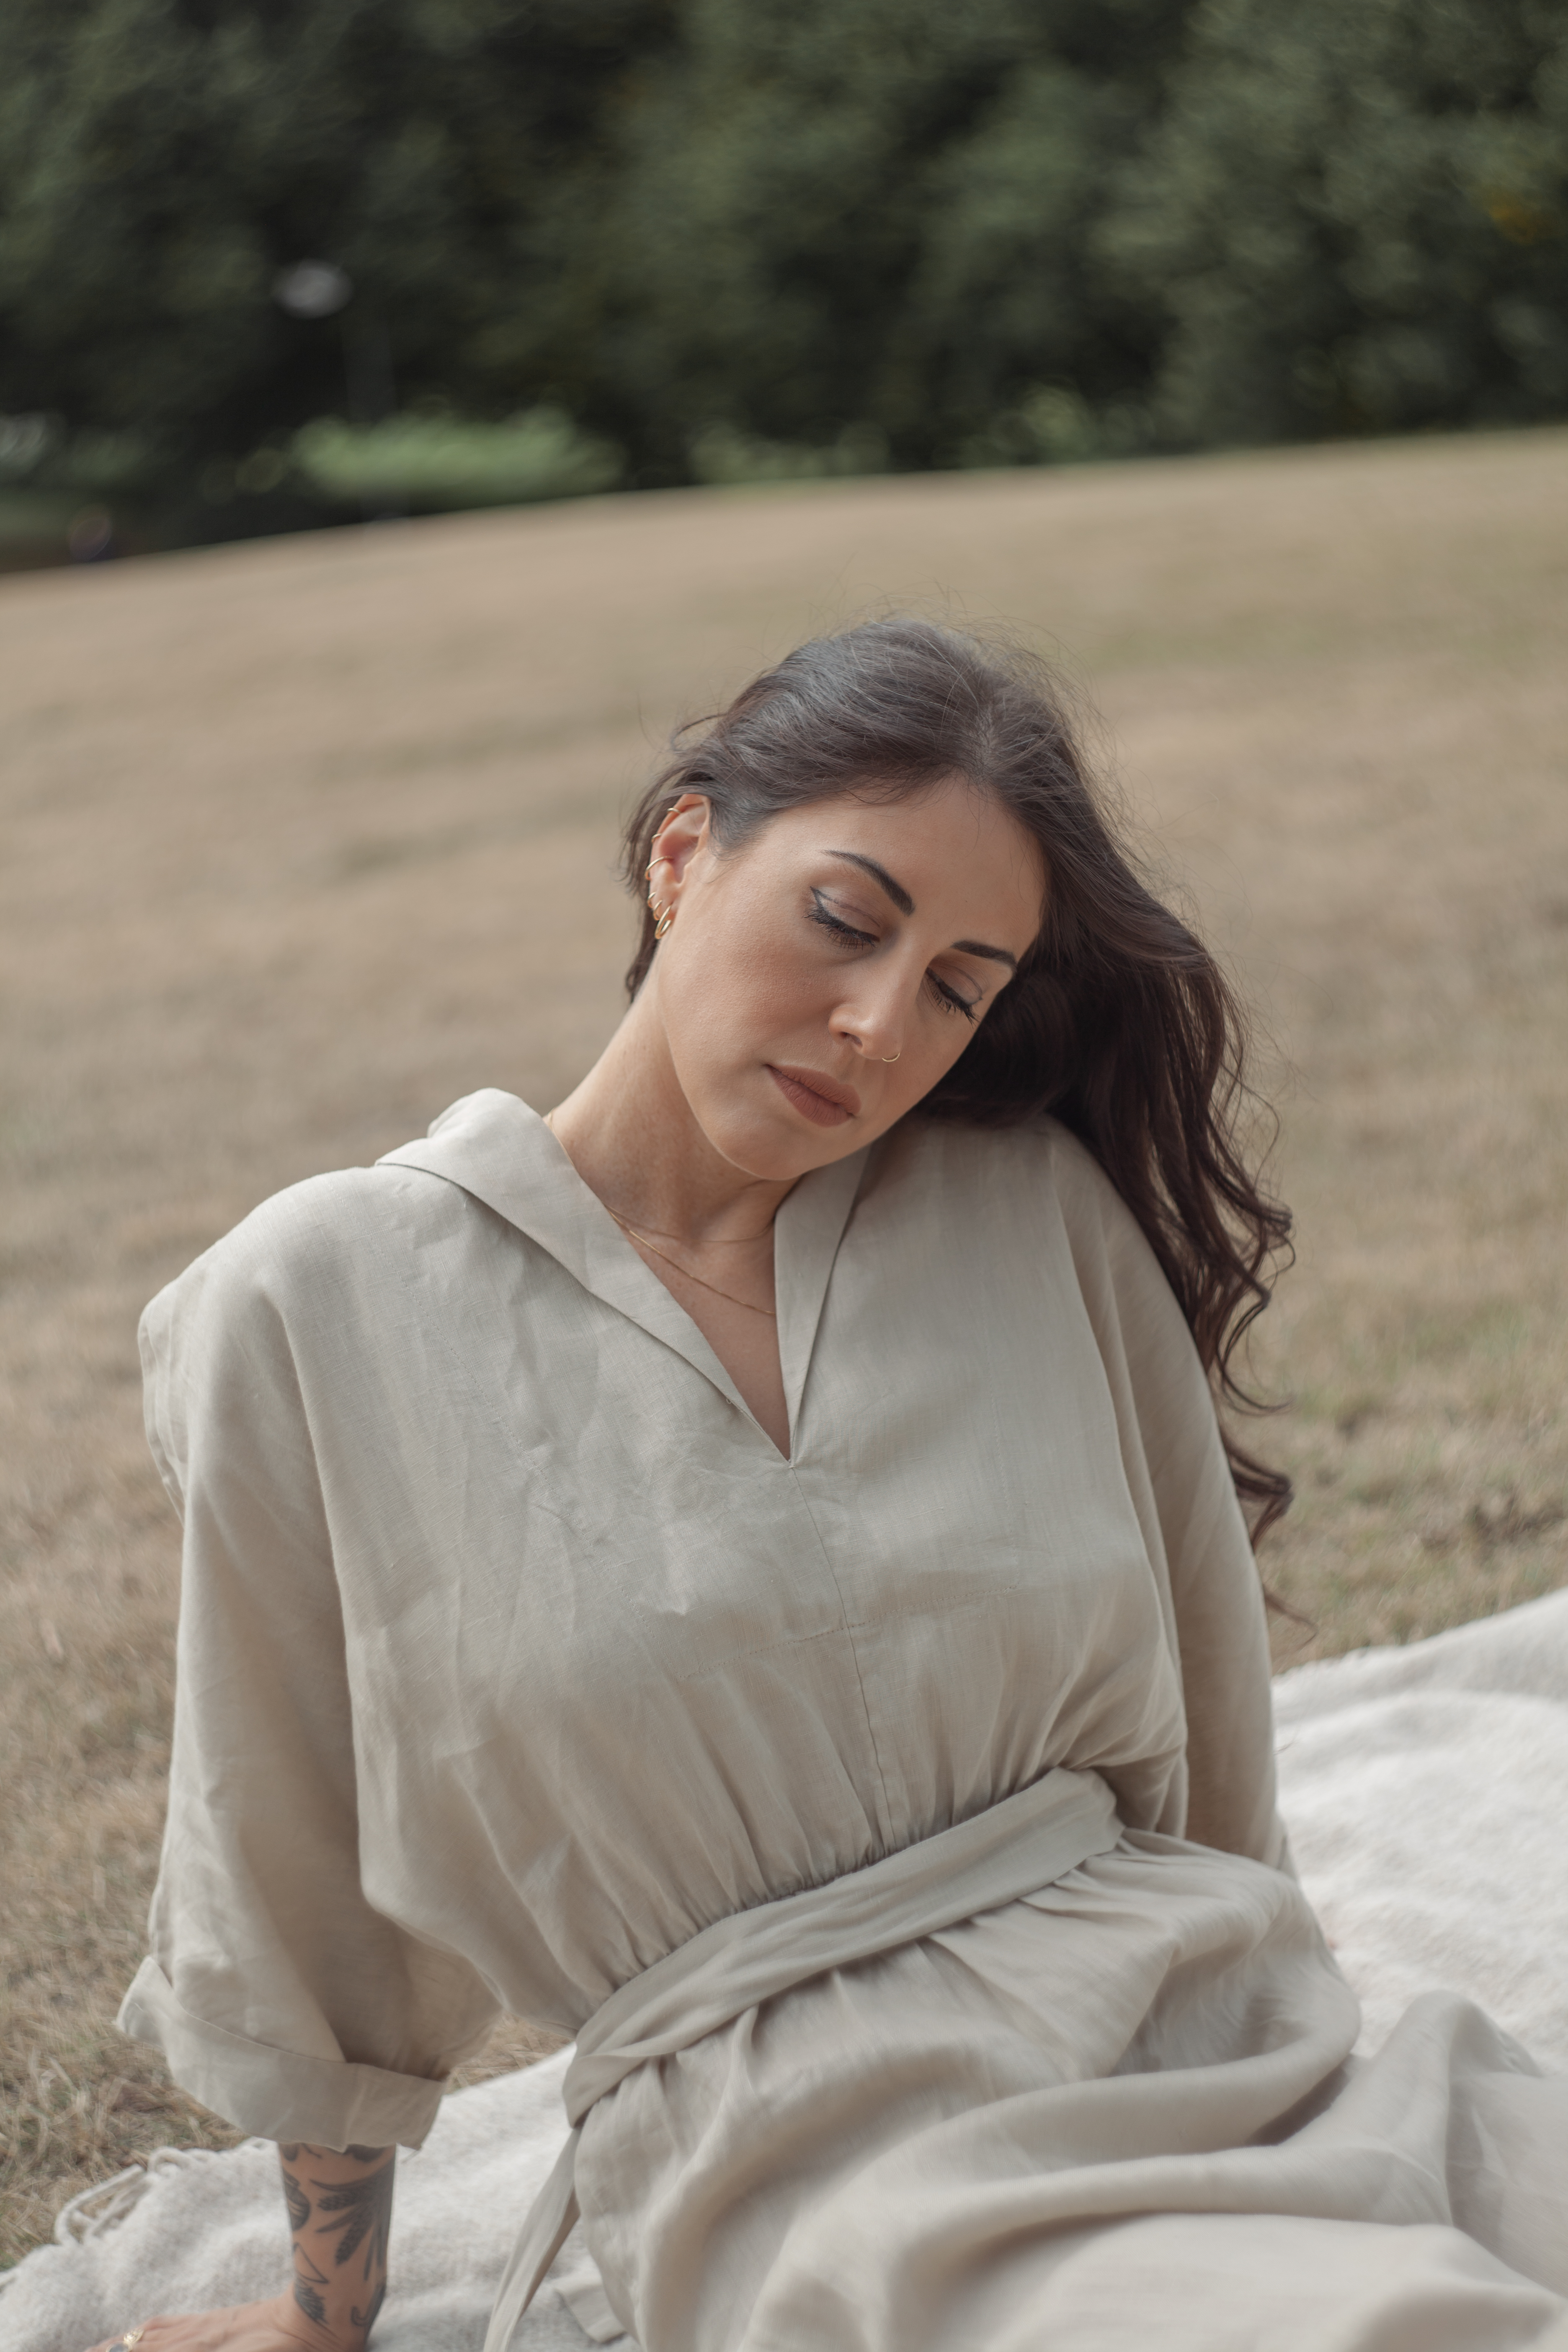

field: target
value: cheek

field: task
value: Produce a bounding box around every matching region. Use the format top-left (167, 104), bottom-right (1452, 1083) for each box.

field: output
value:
top-left (667, 898), bottom-right (823, 1050)
top-left (905, 1023), bottom-right (970, 1096)
top-left (903, 990), bottom-right (992, 1098)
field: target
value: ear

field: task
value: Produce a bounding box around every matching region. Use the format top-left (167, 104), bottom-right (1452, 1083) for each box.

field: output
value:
top-left (652, 794), bottom-right (712, 896)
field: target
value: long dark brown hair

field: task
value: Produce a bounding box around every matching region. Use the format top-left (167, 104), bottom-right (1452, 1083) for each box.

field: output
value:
top-left (622, 618), bottom-right (1293, 1544)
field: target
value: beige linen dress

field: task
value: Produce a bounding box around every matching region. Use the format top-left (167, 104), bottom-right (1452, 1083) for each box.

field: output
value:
top-left (120, 1090), bottom-right (1568, 2351)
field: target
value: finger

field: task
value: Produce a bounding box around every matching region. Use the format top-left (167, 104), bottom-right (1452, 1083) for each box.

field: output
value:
top-left (96, 2323), bottom-right (167, 2352)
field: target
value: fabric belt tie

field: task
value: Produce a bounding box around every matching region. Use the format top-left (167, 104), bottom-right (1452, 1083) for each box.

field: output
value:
top-left (482, 1764), bottom-right (1121, 2352)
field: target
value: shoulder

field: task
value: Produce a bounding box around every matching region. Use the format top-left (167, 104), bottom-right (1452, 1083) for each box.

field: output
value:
top-left (139, 1123), bottom-right (488, 1366)
top-left (875, 1113), bottom-right (1184, 1339)
top-left (137, 1118), bottom-right (498, 1506)
top-left (879, 1112), bottom-right (1145, 1254)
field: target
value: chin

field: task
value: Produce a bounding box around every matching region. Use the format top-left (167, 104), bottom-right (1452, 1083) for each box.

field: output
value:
top-left (694, 1083), bottom-right (845, 1182)
top-left (706, 1117), bottom-right (820, 1183)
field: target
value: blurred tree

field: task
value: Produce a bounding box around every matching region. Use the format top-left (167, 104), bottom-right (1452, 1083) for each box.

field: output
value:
top-left (0, 0), bottom-right (1564, 539)
top-left (0, 0), bottom-right (672, 505)
top-left (1101, 0), bottom-right (1568, 446)
top-left (581, 0), bottom-right (1192, 474)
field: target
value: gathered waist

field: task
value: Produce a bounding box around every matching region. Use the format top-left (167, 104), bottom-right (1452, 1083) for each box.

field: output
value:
top-left (483, 1764), bottom-right (1121, 2352)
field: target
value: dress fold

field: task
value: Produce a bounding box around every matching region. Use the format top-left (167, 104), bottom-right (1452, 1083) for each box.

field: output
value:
top-left (486, 1766), bottom-right (1119, 2348)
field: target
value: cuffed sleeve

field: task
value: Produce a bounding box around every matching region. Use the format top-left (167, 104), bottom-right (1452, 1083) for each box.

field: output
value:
top-left (118, 1956), bottom-right (448, 2148)
top-left (121, 1194), bottom-right (501, 2148)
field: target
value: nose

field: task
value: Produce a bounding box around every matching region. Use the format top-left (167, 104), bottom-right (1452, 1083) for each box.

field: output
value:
top-left (831, 977), bottom-right (906, 1066)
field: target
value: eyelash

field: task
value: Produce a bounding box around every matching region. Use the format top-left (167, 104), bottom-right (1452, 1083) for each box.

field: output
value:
top-left (806, 895), bottom-right (979, 1024)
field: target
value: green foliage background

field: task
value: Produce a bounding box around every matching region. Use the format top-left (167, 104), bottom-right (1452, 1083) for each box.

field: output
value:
top-left (0, 0), bottom-right (1564, 542)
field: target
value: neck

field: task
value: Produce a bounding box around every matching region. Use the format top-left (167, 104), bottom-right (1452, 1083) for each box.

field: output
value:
top-left (544, 984), bottom-right (795, 1245)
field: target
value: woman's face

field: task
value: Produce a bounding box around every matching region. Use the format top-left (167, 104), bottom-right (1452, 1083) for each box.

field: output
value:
top-left (647, 779), bottom-right (1044, 1181)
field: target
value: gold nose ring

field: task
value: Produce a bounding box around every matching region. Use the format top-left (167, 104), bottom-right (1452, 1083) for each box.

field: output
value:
top-left (881, 1050), bottom-right (900, 1063)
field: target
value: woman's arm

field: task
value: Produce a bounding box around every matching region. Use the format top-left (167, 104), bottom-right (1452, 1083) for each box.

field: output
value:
top-left (1060, 1134), bottom-right (1289, 1865)
top-left (84, 2143), bottom-right (395, 2352)
top-left (281, 2142), bottom-right (395, 2343)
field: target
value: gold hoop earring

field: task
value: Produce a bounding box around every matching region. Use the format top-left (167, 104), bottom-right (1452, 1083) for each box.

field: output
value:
top-left (880, 1049), bottom-right (900, 1063)
top-left (647, 852), bottom-right (676, 938)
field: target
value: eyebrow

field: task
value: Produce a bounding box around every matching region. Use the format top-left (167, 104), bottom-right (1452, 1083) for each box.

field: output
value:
top-left (826, 850), bottom-right (1019, 972)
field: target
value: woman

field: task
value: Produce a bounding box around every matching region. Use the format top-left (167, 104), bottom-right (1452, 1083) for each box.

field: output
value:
top-left (97, 621), bottom-right (1564, 2352)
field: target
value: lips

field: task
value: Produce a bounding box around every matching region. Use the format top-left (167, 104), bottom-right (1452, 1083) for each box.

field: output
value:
top-left (766, 1064), bottom-right (862, 1126)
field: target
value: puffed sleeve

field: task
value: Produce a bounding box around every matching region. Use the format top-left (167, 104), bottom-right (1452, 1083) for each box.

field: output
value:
top-left (1053, 1131), bottom-right (1292, 1872)
top-left (117, 1212), bottom-right (501, 2148)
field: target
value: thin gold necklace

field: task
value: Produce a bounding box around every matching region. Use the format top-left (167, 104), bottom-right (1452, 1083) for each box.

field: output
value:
top-left (604, 1205), bottom-right (778, 1319)
top-left (545, 1109), bottom-right (778, 1320)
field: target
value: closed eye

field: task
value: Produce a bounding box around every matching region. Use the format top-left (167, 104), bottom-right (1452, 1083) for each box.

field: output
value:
top-left (807, 891), bottom-right (877, 947)
top-left (928, 974), bottom-right (979, 1023)
top-left (810, 890), bottom-right (982, 1022)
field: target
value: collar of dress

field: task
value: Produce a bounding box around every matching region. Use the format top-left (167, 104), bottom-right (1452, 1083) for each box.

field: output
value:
top-left (378, 1087), bottom-right (872, 1454)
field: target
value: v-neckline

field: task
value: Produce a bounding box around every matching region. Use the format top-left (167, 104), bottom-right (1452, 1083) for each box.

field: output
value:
top-left (379, 1089), bottom-right (871, 1462)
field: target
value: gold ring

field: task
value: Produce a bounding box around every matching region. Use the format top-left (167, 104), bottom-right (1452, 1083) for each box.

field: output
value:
top-left (880, 1050), bottom-right (900, 1063)
top-left (113, 2333), bottom-right (146, 2351)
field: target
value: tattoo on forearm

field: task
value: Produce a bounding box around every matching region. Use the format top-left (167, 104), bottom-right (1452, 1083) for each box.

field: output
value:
top-left (281, 2141), bottom-right (395, 2339)
top-left (292, 2250), bottom-right (330, 2326)
top-left (351, 2282), bottom-right (387, 2335)
top-left (282, 2163), bottom-right (311, 2235)
top-left (315, 2154), bottom-right (395, 2277)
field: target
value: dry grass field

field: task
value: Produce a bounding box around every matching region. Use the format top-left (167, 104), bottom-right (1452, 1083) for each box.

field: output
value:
top-left (3, 431), bottom-right (1566, 2266)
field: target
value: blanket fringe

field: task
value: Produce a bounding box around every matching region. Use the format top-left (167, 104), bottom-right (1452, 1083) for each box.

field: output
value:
top-left (31, 2142), bottom-right (268, 2263)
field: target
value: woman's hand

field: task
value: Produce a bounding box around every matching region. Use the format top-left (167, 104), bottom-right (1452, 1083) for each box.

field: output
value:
top-left (85, 2290), bottom-right (349, 2352)
top-left (84, 2139), bottom-right (397, 2352)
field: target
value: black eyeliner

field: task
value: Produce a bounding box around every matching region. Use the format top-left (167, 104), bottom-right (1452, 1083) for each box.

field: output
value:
top-left (809, 887), bottom-right (981, 1022)
top-left (808, 889), bottom-right (877, 945)
top-left (932, 977), bottom-right (980, 1023)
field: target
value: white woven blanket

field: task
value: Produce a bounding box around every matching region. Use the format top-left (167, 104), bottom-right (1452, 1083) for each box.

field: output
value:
top-left (5, 1589), bottom-right (1565, 2352)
